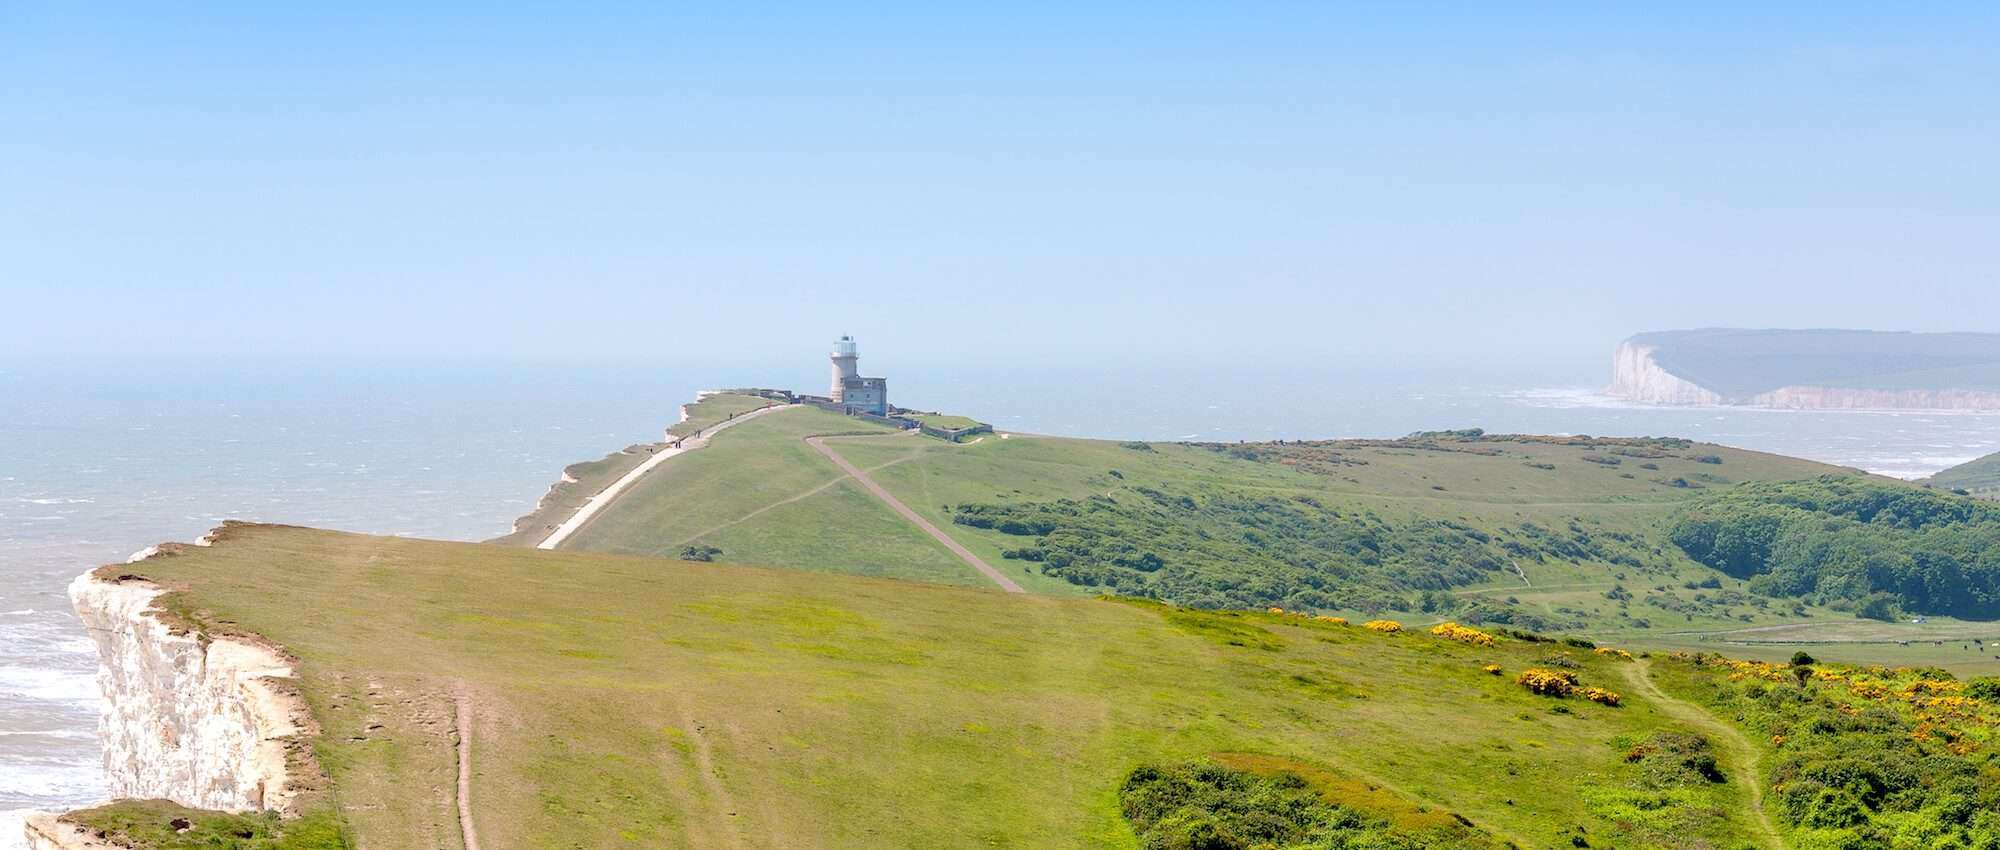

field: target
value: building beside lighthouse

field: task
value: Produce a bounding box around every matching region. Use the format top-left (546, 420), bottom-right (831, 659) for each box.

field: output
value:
top-left (829, 335), bottom-right (888, 416)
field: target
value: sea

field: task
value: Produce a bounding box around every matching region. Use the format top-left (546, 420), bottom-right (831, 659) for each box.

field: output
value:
top-left (3, 356), bottom-right (1998, 843)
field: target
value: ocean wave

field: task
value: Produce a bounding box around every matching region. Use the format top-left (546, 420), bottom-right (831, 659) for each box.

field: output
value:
top-left (8, 498), bottom-right (95, 506)
top-left (0, 760), bottom-right (103, 800)
top-left (0, 809), bottom-right (35, 850)
top-left (0, 667), bottom-right (97, 704)
top-left (0, 728), bottom-right (94, 741)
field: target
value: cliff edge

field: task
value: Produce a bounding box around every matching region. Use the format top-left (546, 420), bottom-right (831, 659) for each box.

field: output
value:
top-left (24, 533), bottom-right (324, 847)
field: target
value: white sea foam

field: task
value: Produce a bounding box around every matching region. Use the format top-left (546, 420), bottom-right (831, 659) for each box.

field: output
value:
top-left (0, 729), bottom-right (94, 740)
top-left (0, 809), bottom-right (34, 850)
top-left (0, 667), bottom-right (98, 704)
top-left (0, 761), bottom-right (101, 798)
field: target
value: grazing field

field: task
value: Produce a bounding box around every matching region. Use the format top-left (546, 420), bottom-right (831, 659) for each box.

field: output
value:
top-left (558, 406), bottom-right (1040, 588)
top-left (913, 413), bottom-right (982, 431)
top-left (490, 392), bottom-right (775, 546)
top-left (556, 408), bottom-right (2000, 675)
top-left (667, 391), bottom-right (781, 438)
top-left (1629, 618), bottom-right (2000, 677)
top-left (1929, 449), bottom-right (2000, 499)
top-left (116, 524), bottom-right (1782, 849)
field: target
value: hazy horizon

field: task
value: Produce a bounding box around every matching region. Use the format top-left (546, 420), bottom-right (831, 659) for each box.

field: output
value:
top-left (6, 5), bottom-right (1997, 370)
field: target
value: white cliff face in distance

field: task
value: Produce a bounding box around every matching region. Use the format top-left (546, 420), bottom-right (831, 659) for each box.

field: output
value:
top-left (1605, 340), bottom-right (1724, 405)
top-left (1605, 333), bottom-right (2000, 410)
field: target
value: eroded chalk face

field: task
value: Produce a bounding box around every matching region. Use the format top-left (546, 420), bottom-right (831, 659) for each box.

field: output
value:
top-left (68, 571), bottom-right (305, 816)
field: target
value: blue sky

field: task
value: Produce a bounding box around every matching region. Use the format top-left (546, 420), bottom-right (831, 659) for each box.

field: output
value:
top-left (3, 4), bottom-right (1996, 371)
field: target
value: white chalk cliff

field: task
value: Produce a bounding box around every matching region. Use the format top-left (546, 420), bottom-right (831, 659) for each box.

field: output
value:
top-left (23, 545), bottom-right (315, 847)
top-left (1606, 340), bottom-right (1724, 405)
top-left (1606, 338), bottom-right (2000, 410)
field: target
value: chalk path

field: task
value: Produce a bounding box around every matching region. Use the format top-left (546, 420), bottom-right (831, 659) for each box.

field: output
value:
top-left (455, 690), bottom-right (481, 850)
top-left (536, 404), bottom-right (797, 549)
top-left (806, 436), bottom-right (1025, 593)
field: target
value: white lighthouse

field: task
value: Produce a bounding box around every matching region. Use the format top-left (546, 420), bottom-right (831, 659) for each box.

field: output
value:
top-left (827, 335), bottom-right (888, 415)
top-left (830, 335), bottom-right (859, 402)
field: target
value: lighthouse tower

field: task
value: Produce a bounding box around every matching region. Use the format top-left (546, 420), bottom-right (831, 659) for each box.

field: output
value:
top-left (830, 335), bottom-right (860, 402)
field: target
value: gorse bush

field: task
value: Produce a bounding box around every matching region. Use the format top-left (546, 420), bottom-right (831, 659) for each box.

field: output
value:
top-left (1621, 731), bottom-right (1724, 787)
top-left (1517, 668), bottom-right (1579, 697)
top-left (1428, 622), bottom-right (1495, 646)
top-left (1362, 620), bottom-right (1403, 634)
top-left (1673, 653), bottom-right (2000, 848)
top-left (1119, 762), bottom-right (1498, 850)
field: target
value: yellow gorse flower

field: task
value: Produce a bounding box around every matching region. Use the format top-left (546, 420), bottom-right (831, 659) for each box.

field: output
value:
top-left (1580, 687), bottom-right (1621, 706)
top-left (1516, 668), bottom-right (1579, 697)
top-left (1428, 622), bottom-right (1496, 646)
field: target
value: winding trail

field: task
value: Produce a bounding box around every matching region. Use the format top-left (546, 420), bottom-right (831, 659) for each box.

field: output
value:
top-left (455, 691), bottom-right (482, 850)
top-left (806, 436), bottom-right (1025, 593)
top-left (537, 404), bottom-right (798, 549)
top-left (671, 452), bottom-right (925, 548)
top-left (1621, 660), bottom-right (1786, 850)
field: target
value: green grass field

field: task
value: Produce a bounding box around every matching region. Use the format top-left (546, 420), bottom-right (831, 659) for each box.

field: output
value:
top-left (1929, 450), bottom-right (2000, 499)
top-left (490, 392), bottom-right (776, 546)
top-left (667, 392), bottom-right (781, 438)
top-left (913, 413), bottom-right (983, 431)
top-left (118, 523), bottom-right (1783, 850)
top-left (558, 407), bottom-right (1024, 587)
top-left (567, 413), bottom-right (1947, 662)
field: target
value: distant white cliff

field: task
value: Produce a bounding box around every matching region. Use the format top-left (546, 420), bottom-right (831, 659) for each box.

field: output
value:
top-left (1606, 340), bottom-right (1724, 405)
top-left (1606, 332), bottom-right (2000, 410)
top-left (23, 550), bottom-right (314, 848)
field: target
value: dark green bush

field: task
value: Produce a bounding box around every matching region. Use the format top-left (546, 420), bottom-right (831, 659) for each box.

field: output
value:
top-left (1668, 476), bottom-right (2000, 616)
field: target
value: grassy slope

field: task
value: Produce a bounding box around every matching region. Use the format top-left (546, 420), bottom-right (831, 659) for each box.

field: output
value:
top-left (579, 414), bottom-right (1860, 624)
top-left (666, 392), bottom-right (780, 438)
top-left (127, 524), bottom-right (1770, 850)
top-left (490, 392), bottom-right (774, 545)
top-left (1929, 450), bottom-right (2000, 498)
top-left (559, 406), bottom-right (1008, 587)
top-left (63, 800), bottom-right (348, 850)
top-left (913, 413), bottom-right (982, 430)
top-left (564, 413), bottom-right (2000, 673)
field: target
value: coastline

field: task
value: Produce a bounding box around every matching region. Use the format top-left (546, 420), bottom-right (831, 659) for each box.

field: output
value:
top-left (1604, 337), bottom-right (2000, 412)
top-left (536, 401), bottom-right (797, 549)
top-left (22, 532), bottom-right (321, 848)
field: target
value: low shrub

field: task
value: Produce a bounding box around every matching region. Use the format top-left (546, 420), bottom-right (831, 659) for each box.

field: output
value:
top-left (1429, 622), bottom-right (1496, 646)
top-left (1518, 668), bottom-right (1580, 697)
top-left (1362, 620), bottom-right (1404, 634)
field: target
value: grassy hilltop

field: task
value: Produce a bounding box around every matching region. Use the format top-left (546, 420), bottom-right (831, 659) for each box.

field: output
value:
top-left (111, 524), bottom-right (1786, 850)
top-left (491, 392), bottom-right (780, 547)
top-left (1930, 450), bottom-right (2000, 500)
top-left (79, 408), bottom-right (2000, 848)
top-left (558, 406), bottom-right (2000, 674)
